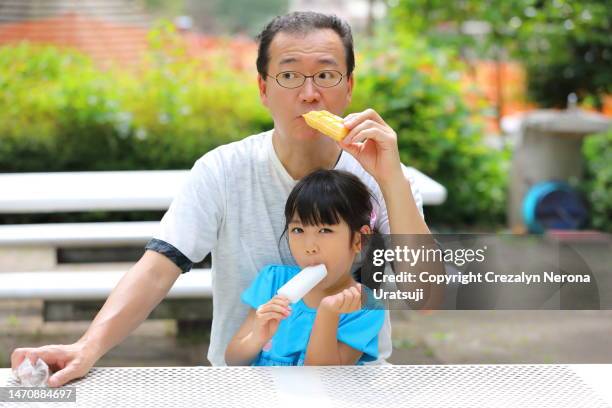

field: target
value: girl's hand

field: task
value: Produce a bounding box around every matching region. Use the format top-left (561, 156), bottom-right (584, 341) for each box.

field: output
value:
top-left (319, 284), bottom-right (363, 315)
top-left (251, 295), bottom-right (291, 344)
top-left (340, 109), bottom-right (403, 186)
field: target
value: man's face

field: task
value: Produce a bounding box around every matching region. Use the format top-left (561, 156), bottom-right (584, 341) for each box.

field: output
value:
top-left (258, 29), bottom-right (354, 141)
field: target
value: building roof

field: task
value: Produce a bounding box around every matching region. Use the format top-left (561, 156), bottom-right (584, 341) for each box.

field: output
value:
top-left (0, 0), bottom-right (148, 26)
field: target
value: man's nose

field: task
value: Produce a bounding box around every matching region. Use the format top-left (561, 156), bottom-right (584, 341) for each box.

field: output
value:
top-left (299, 77), bottom-right (321, 103)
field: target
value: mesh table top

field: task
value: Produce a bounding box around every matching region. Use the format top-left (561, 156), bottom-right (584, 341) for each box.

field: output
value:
top-left (1, 364), bottom-right (610, 408)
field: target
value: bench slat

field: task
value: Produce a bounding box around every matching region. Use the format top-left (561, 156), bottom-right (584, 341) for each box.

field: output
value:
top-left (0, 221), bottom-right (158, 247)
top-left (0, 168), bottom-right (447, 213)
top-left (0, 269), bottom-right (211, 300)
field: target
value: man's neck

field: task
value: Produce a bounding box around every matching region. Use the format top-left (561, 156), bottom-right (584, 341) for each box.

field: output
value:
top-left (272, 129), bottom-right (342, 180)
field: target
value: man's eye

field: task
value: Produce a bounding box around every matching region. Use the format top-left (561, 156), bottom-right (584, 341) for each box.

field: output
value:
top-left (291, 227), bottom-right (303, 233)
top-left (282, 72), bottom-right (297, 79)
top-left (317, 71), bottom-right (331, 79)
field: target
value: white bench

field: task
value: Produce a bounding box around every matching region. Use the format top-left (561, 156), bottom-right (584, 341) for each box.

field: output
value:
top-left (0, 168), bottom-right (447, 214)
top-left (0, 169), bottom-right (445, 301)
top-left (0, 269), bottom-right (212, 300)
top-left (0, 221), bottom-right (158, 247)
top-left (0, 268), bottom-right (213, 330)
top-left (0, 167), bottom-right (445, 257)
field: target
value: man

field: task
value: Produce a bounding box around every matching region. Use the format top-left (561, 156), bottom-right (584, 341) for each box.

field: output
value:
top-left (11, 11), bottom-right (430, 386)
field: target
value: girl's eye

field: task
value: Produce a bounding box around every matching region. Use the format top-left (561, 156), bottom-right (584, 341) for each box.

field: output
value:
top-left (291, 227), bottom-right (303, 233)
top-left (319, 228), bottom-right (333, 233)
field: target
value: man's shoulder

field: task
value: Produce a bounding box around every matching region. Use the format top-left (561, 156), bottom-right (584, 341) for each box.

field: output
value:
top-left (193, 130), bottom-right (272, 169)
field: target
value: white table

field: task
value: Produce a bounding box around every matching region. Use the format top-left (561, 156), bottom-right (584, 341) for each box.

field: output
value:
top-left (0, 168), bottom-right (447, 214)
top-left (1, 365), bottom-right (610, 407)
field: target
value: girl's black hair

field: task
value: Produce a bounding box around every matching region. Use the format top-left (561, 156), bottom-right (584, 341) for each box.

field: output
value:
top-left (281, 169), bottom-right (384, 290)
top-left (283, 169), bottom-right (373, 234)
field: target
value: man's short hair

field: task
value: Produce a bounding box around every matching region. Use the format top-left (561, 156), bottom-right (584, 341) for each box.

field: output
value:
top-left (256, 11), bottom-right (355, 78)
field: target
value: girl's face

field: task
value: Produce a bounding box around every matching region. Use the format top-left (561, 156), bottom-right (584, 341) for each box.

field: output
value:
top-left (287, 216), bottom-right (364, 290)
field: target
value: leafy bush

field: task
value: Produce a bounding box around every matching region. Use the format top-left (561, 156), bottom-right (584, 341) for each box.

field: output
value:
top-left (350, 32), bottom-right (509, 227)
top-left (582, 128), bottom-right (612, 232)
top-left (389, 0), bottom-right (612, 109)
top-left (0, 26), bottom-right (509, 228)
top-left (0, 27), bottom-right (272, 173)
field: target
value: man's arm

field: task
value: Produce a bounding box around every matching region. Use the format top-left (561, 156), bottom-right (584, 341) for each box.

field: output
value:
top-left (78, 250), bottom-right (182, 359)
top-left (341, 108), bottom-right (445, 310)
top-left (11, 250), bottom-right (181, 387)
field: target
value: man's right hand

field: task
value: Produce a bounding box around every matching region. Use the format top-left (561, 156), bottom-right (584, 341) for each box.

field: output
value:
top-left (11, 341), bottom-right (99, 387)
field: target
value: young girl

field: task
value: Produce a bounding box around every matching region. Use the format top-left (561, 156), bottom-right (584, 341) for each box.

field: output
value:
top-left (225, 169), bottom-right (385, 366)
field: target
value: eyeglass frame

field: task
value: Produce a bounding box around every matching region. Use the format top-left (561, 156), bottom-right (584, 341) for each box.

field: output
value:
top-left (264, 69), bottom-right (346, 89)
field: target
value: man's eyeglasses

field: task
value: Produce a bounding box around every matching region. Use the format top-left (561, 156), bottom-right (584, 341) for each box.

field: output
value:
top-left (266, 70), bottom-right (345, 89)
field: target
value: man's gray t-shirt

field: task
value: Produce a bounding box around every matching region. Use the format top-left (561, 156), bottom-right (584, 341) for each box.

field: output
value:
top-left (150, 129), bottom-right (424, 366)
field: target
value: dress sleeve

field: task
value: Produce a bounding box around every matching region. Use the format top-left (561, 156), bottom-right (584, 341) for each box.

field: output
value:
top-left (241, 265), bottom-right (279, 309)
top-left (337, 308), bottom-right (385, 362)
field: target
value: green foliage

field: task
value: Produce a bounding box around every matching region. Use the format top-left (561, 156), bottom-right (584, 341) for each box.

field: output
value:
top-left (582, 129), bottom-right (612, 231)
top-left (0, 26), bottom-right (272, 172)
top-left (389, 0), bottom-right (612, 108)
top-left (0, 23), bottom-right (509, 227)
top-left (350, 32), bottom-right (509, 227)
top-left (518, 0), bottom-right (611, 108)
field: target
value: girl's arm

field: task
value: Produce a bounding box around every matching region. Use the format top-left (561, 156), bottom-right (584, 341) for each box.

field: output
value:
top-left (225, 295), bottom-right (291, 365)
top-left (225, 310), bottom-right (267, 366)
top-left (304, 286), bottom-right (363, 366)
top-left (304, 308), bottom-right (362, 365)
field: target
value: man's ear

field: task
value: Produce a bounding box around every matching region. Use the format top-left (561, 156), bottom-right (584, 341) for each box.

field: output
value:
top-left (345, 73), bottom-right (354, 105)
top-left (258, 74), bottom-right (268, 107)
top-left (353, 225), bottom-right (371, 252)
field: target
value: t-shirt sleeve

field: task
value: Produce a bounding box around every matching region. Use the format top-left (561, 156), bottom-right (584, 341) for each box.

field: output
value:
top-left (149, 150), bottom-right (225, 272)
top-left (374, 163), bottom-right (425, 234)
top-left (241, 265), bottom-right (279, 309)
top-left (337, 308), bottom-right (385, 362)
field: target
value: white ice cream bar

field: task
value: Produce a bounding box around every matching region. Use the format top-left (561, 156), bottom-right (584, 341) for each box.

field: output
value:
top-left (277, 264), bottom-right (328, 303)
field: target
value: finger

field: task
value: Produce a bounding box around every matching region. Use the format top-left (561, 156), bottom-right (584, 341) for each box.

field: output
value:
top-left (349, 286), bottom-right (362, 309)
top-left (342, 119), bottom-right (385, 145)
top-left (343, 108), bottom-right (385, 130)
top-left (25, 351), bottom-right (40, 365)
top-left (257, 304), bottom-right (290, 316)
top-left (337, 292), bottom-right (348, 310)
top-left (269, 297), bottom-right (292, 309)
top-left (345, 127), bottom-right (391, 148)
top-left (273, 295), bottom-right (291, 304)
top-left (11, 348), bottom-right (31, 370)
top-left (47, 363), bottom-right (82, 388)
top-left (256, 311), bottom-right (287, 322)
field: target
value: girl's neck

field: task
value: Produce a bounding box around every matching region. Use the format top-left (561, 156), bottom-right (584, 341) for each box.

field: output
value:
top-left (302, 272), bottom-right (356, 309)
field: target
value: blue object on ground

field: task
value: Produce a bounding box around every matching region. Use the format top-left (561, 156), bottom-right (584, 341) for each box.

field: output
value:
top-left (523, 181), bottom-right (588, 233)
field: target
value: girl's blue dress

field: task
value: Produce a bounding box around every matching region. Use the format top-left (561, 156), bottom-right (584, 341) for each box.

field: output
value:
top-left (241, 264), bottom-right (385, 366)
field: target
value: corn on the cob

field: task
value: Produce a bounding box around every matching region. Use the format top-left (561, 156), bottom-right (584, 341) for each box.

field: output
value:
top-left (302, 110), bottom-right (349, 142)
